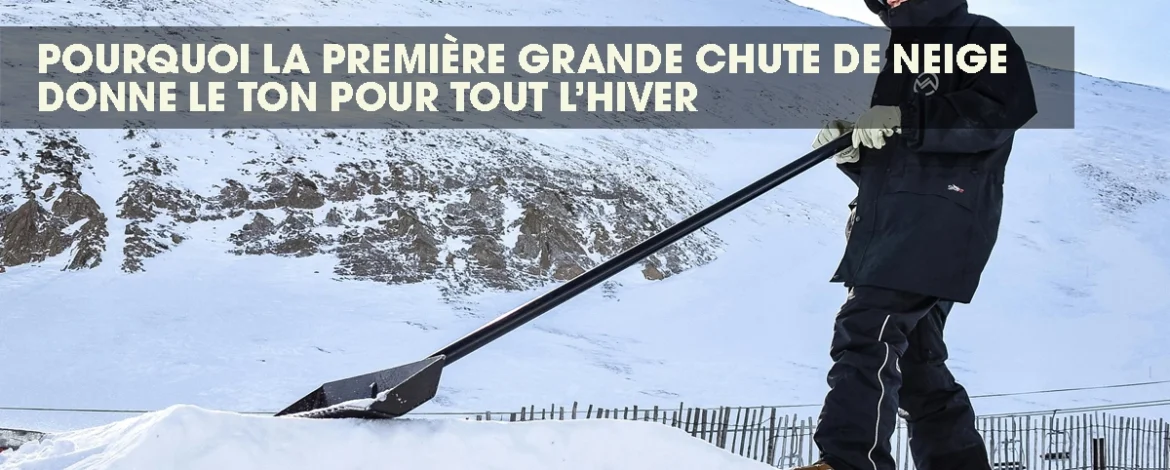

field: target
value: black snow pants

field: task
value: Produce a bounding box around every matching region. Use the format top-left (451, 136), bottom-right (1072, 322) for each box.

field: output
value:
top-left (814, 286), bottom-right (991, 470)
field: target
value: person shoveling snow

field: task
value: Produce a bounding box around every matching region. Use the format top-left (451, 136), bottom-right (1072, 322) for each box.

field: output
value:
top-left (796, 0), bottom-right (1037, 469)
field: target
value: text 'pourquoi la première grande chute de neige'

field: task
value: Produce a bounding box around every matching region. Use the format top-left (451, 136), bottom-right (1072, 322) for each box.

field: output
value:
top-left (35, 35), bottom-right (1011, 114)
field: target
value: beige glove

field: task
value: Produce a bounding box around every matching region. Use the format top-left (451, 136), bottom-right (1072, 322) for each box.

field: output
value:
top-left (852, 105), bottom-right (902, 150)
top-left (813, 119), bottom-right (859, 164)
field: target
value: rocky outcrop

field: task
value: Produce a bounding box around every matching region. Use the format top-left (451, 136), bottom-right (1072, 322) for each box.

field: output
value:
top-left (229, 210), bottom-right (328, 257)
top-left (0, 128), bottom-right (723, 297)
top-left (0, 133), bottom-right (109, 271)
top-left (116, 151), bottom-right (202, 272)
top-left (2, 199), bottom-right (71, 266)
top-left (512, 190), bottom-right (593, 281)
top-left (54, 190), bottom-right (107, 270)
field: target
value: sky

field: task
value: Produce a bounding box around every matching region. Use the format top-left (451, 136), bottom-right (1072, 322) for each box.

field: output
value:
top-left (788, 0), bottom-right (1168, 90)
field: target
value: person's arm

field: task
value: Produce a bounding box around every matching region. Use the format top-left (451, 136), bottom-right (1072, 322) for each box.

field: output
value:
top-left (898, 22), bottom-right (1038, 153)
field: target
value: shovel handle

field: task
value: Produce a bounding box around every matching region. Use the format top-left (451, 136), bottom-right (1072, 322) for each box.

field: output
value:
top-left (432, 131), bottom-right (853, 364)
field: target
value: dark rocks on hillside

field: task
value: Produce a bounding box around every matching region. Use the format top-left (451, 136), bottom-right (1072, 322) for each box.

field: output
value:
top-left (271, 211), bottom-right (328, 257)
top-left (0, 205), bottom-right (9, 258)
top-left (249, 171), bottom-right (326, 211)
top-left (444, 188), bottom-right (505, 237)
top-left (116, 178), bottom-right (200, 271)
top-left (641, 259), bottom-right (666, 281)
top-left (0, 132), bottom-right (109, 271)
top-left (117, 180), bottom-right (201, 223)
top-left (326, 162), bottom-right (384, 200)
top-left (30, 138), bottom-right (86, 192)
top-left (228, 210), bottom-right (329, 258)
top-left (111, 146), bottom-right (212, 271)
top-left (352, 207), bottom-right (373, 222)
top-left (67, 214), bottom-right (108, 270)
top-left (333, 223), bottom-right (441, 285)
top-left (512, 190), bottom-right (593, 281)
top-left (234, 212), bottom-right (277, 240)
top-left (227, 213), bottom-right (275, 256)
top-left (588, 223), bottom-right (615, 257)
top-left (323, 208), bottom-right (344, 227)
top-left (52, 190), bottom-right (101, 224)
top-left (1, 200), bottom-right (70, 266)
top-left (467, 236), bottom-right (508, 271)
top-left (277, 174), bottom-right (326, 210)
top-left (122, 222), bottom-right (176, 272)
top-left (52, 190), bottom-right (107, 271)
top-left (120, 155), bottom-right (174, 178)
top-left (1, 196), bottom-right (109, 270)
top-left (1, 128), bottom-right (725, 297)
top-left (211, 180), bottom-right (251, 215)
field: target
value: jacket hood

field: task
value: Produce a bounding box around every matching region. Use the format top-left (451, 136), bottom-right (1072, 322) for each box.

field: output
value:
top-left (865, 0), bottom-right (968, 28)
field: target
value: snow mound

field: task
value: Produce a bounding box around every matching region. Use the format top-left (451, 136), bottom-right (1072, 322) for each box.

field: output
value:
top-left (0, 405), bottom-right (771, 470)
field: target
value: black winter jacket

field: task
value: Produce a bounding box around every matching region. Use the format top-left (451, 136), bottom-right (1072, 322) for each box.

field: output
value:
top-left (832, 0), bottom-right (1038, 303)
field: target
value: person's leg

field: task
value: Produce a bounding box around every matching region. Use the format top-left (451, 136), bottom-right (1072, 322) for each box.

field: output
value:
top-left (813, 286), bottom-right (938, 470)
top-left (898, 301), bottom-right (991, 470)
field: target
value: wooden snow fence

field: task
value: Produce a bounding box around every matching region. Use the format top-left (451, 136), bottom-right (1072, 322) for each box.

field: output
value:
top-left (463, 403), bottom-right (1170, 469)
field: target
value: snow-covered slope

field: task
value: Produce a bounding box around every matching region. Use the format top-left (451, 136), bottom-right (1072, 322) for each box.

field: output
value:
top-left (2, 0), bottom-right (1169, 440)
top-left (0, 405), bottom-right (769, 470)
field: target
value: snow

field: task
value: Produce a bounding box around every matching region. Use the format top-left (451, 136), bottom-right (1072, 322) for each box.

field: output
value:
top-left (2, 0), bottom-right (1170, 467)
top-left (0, 405), bottom-right (770, 470)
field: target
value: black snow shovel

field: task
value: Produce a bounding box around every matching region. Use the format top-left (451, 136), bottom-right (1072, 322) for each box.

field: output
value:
top-left (275, 132), bottom-right (854, 420)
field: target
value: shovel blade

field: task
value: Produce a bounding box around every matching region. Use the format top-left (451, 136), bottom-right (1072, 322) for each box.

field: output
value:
top-left (275, 355), bottom-right (445, 419)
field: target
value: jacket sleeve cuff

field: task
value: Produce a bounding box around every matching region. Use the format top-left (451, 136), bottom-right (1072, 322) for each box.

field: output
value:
top-left (899, 101), bottom-right (922, 148)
